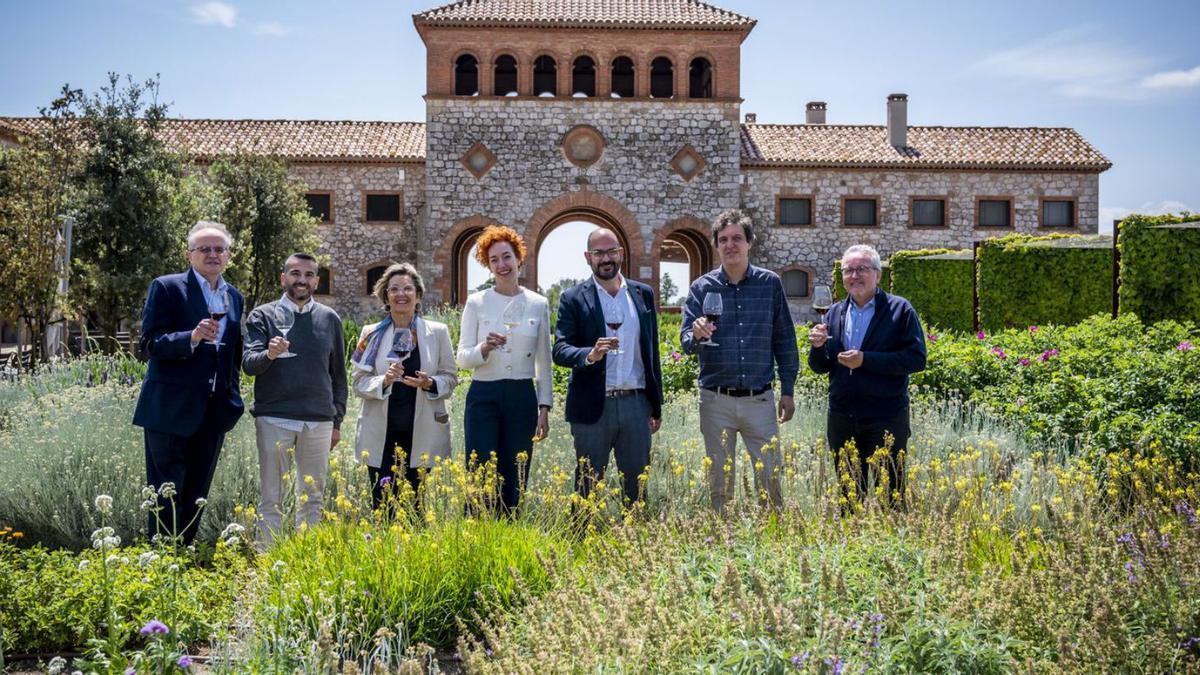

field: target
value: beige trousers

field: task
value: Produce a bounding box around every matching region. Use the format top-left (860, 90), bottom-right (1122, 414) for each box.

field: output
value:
top-left (254, 418), bottom-right (332, 546)
top-left (699, 388), bottom-right (782, 512)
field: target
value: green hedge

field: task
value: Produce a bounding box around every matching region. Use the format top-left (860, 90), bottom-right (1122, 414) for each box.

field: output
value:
top-left (889, 249), bottom-right (973, 332)
top-left (1118, 213), bottom-right (1200, 323)
top-left (977, 234), bottom-right (1113, 331)
top-left (832, 259), bottom-right (890, 301)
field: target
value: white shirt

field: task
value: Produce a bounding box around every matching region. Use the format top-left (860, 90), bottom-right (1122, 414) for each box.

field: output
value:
top-left (262, 294), bottom-right (323, 432)
top-left (594, 276), bottom-right (645, 392)
top-left (456, 287), bottom-right (553, 408)
top-left (190, 268), bottom-right (230, 346)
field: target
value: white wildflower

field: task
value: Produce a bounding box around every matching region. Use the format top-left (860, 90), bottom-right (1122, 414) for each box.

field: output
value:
top-left (138, 552), bottom-right (160, 567)
top-left (94, 494), bottom-right (113, 514)
top-left (158, 482), bottom-right (177, 499)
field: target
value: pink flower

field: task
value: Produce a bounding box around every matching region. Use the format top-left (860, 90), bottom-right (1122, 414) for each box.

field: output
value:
top-left (1178, 341), bottom-right (1194, 352)
top-left (1028, 325), bottom-right (1039, 333)
top-left (1040, 348), bottom-right (1059, 362)
top-left (670, 350), bottom-right (684, 362)
top-left (928, 333), bottom-right (938, 343)
top-left (991, 346), bottom-right (1007, 360)
top-left (1019, 357), bottom-right (1031, 366)
top-left (976, 331), bottom-right (987, 340)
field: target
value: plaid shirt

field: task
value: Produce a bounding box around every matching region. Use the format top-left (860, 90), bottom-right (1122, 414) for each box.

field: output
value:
top-left (681, 265), bottom-right (799, 396)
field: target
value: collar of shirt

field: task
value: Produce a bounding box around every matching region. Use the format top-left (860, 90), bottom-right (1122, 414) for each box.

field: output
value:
top-left (593, 273), bottom-right (626, 298)
top-left (279, 293), bottom-right (315, 314)
top-left (190, 267), bottom-right (228, 294)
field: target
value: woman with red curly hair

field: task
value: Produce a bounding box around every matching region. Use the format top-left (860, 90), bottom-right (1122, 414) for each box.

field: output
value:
top-left (456, 224), bottom-right (552, 514)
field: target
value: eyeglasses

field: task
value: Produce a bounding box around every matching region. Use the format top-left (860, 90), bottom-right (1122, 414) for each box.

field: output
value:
top-left (588, 247), bottom-right (622, 259)
top-left (190, 245), bottom-right (230, 255)
top-left (842, 265), bottom-right (878, 277)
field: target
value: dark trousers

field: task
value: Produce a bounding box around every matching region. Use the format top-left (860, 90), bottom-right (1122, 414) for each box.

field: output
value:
top-left (570, 393), bottom-right (651, 505)
top-left (464, 379), bottom-right (537, 514)
top-left (144, 405), bottom-right (226, 545)
top-left (369, 426), bottom-right (422, 511)
top-left (828, 406), bottom-right (910, 507)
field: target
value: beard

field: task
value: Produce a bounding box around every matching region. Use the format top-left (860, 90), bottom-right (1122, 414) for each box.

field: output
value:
top-left (287, 283), bottom-right (312, 301)
top-left (592, 261), bottom-right (619, 281)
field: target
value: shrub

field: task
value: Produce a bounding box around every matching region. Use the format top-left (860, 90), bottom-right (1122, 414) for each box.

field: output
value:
top-left (1117, 213), bottom-right (1200, 323)
top-left (890, 248), bottom-right (974, 332)
top-left (977, 233), bottom-right (1113, 331)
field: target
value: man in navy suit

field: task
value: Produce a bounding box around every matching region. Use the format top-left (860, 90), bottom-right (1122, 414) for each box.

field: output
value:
top-left (553, 228), bottom-right (663, 505)
top-left (133, 221), bottom-right (245, 544)
top-left (808, 244), bottom-right (926, 508)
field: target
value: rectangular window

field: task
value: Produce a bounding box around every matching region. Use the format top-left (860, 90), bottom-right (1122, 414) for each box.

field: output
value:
top-left (365, 194), bottom-right (401, 222)
top-left (911, 198), bottom-right (945, 227)
top-left (1041, 199), bottom-right (1075, 228)
top-left (778, 197), bottom-right (813, 226)
top-left (316, 267), bottom-right (332, 295)
top-left (978, 199), bottom-right (1011, 228)
top-left (843, 198), bottom-right (878, 227)
top-left (305, 192), bottom-right (332, 223)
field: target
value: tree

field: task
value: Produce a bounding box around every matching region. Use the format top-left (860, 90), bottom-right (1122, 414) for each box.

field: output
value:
top-left (70, 74), bottom-right (196, 352)
top-left (208, 152), bottom-right (321, 309)
top-left (543, 277), bottom-right (581, 316)
top-left (660, 272), bottom-right (682, 307)
top-left (0, 87), bottom-right (83, 367)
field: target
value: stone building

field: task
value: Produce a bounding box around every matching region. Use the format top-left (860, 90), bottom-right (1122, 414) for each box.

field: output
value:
top-left (0, 0), bottom-right (1111, 323)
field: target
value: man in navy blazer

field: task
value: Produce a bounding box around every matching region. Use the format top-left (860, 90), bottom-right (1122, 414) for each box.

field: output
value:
top-left (553, 228), bottom-right (663, 505)
top-left (133, 221), bottom-right (245, 544)
top-left (808, 244), bottom-right (926, 508)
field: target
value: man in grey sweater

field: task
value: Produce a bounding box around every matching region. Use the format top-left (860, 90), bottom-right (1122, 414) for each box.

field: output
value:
top-left (242, 253), bottom-right (347, 545)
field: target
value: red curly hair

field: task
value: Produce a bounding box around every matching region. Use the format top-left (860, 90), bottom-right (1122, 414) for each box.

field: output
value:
top-left (473, 224), bottom-right (527, 268)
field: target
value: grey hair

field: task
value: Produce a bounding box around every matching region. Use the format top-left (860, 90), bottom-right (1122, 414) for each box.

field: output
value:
top-left (842, 244), bottom-right (882, 270)
top-left (711, 209), bottom-right (756, 246)
top-left (188, 221), bottom-right (232, 248)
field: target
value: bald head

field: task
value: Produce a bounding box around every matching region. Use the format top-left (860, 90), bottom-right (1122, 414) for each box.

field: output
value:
top-left (584, 227), bottom-right (623, 281)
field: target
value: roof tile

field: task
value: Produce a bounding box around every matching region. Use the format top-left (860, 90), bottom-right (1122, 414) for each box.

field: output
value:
top-left (414, 0), bottom-right (756, 30)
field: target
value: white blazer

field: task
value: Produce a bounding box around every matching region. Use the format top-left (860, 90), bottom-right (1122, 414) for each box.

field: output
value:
top-left (353, 317), bottom-right (458, 469)
top-left (456, 287), bottom-right (554, 408)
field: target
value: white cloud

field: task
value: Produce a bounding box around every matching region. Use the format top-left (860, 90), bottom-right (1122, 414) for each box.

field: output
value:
top-left (253, 21), bottom-right (292, 37)
top-left (1098, 200), bottom-right (1194, 234)
top-left (1141, 65), bottom-right (1200, 90)
top-left (191, 1), bottom-right (237, 28)
top-left (975, 28), bottom-right (1198, 101)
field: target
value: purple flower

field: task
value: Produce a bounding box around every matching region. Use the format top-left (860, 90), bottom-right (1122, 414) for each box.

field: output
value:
top-left (177, 655), bottom-right (193, 668)
top-left (976, 331), bottom-right (986, 340)
top-left (140, 619), bottom-right (169, 635)
top-left (790, 652), bottom-right (809, 669)
top-left (991, 346), bottom-right (1007, 360)
top-left (670, 350), bottom-right (684, 362)
top-left (379, 476), bottom-right (392, 487)
top-left (1176, 501), bottom-right (1198, 528)
top-left (1028, 325), bottom-right (1039, 333)
top-left (125, 668), bottom-right (136, 675)
top-left (1040, 348), bottom-right (1059, 362)
top-left (1116, 532), bottom-right (1134, 546)
top-left (1019, 357), bottom-right (1031, 366)
top-left (928, 333), bottom-right (938, 343)
top-left (825, 657), bottom-right (846, 675)
top-left (1178, 340), bottom-right (1193, 352)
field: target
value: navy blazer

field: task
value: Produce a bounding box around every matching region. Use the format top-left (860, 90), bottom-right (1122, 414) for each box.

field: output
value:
top-left (132, 270), bottom-right (245, 436)
top-left (807, 288), bottom-right (927, 418)
top-left (553, 278), bottom-right (664, 425)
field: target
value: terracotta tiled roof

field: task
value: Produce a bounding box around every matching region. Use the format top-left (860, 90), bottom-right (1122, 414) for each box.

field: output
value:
top-left (0, 117), bottom-right (426, 163)
top-left (740, 124), bottom-right (1111, 172)
top-left (414, 0), bottom-right (756, 30)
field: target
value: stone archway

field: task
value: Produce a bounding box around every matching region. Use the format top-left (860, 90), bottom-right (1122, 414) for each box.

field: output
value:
top-left (433, 214), bottom-right (508, 305)
top-left (652, 215), bottom-right (714, 309)
top-left (522, 191), bottom-right (644, 292)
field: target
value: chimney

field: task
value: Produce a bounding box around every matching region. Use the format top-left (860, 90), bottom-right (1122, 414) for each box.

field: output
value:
top-left (744, 112), bottom-right (757, 124)
top-left (805, 101), bottom-right (826, 125)
top-left (887, 93), bottom-right (907, 147)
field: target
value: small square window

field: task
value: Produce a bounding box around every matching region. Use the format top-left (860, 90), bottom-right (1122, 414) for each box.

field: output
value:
top-left (366, 266), bottom-right (388, 296)
top-left (843, 198), bottom-right (877, 227)
top-left (782, 269), bottom-right (810, 298)
top-left (911, 199), bottom-right (945, 227)
top-left (365, 194), bottom-right (401, 222)
top-left (305, 192), bottom-right (332, 223)
top-left (778, 198), bottom-right (812, 226)
top-left (978, 199), bottom-right (1011, 228)
top-left (1042, 200), bottom-right (1075, 228)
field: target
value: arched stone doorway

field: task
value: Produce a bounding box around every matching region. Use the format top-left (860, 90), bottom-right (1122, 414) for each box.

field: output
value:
top-left (522, 191), bottom-right (643, 294)
top-left (652, 216), bottom-right (714, 310)
top-left (434, 214), bottom-right (505, 305)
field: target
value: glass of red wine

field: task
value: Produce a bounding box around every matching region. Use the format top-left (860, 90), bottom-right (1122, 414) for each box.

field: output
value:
top-left (701, 292), bottom-right (722, 347)
top-left (602, 300), bottom-right (625, 356)
top-left (387, 327), bottom-right (415, 365)
top-left (812, 285), bottom-right (833, 320)
top-left (207, 289), bottom-right (230, 348)
top-left (272, 303), bottom-right (297, 358)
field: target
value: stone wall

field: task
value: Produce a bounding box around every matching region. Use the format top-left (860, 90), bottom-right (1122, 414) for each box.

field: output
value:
top-left (740, 167), bottom-right (1101, 320)
top-left (422, 98), bottom-right (742, 303)
top-left (288, 163), bottom-right (425, 321)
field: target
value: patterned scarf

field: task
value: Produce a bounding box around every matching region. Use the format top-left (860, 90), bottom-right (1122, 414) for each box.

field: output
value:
top-left (350, 315), bottom-right (393, 372)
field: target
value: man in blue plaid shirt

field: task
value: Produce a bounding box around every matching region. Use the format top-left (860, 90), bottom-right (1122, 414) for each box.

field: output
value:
top-left (682, 209), bottom-right (799, 512)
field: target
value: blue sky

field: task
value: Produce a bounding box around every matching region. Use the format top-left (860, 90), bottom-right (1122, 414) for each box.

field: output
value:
top-left (3, 0), bottom-right (1198, 290)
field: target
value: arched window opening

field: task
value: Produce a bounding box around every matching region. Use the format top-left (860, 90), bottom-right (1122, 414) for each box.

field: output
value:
top-left (689, 57), bottom-right (713, 98)
top-left (533, 55), bottom-right (557, 96)
top-left (572, 56), bottom-right (596, 97)
top-left (782, 269), bottom-right (811, 298)
top-left (366, 265), bottom-right (389, 296)
top-left (493, 55), bottom-right (518, 96)
top-left (610, 56), bottom-right (635, 98)
top-left (454, 54), bottom-right (479, 96)
top-left (650, 57), bottom-right (673, 98)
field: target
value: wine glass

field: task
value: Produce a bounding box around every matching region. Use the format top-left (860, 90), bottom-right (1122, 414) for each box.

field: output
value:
top-left (603, 300), bottom-right (625, 356)
top-left (500, 296), bottom-right (525, 354)
top-left (273, 303), bottom-right (297, 358)
top-left (386, 327), bottom-right (414, 364)
top-left (207, 289), bottom-right (230, 347)
top-left (812, 285), bottom-right (833, 321)
top-left (701, 292), bottom-right (723, 347)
